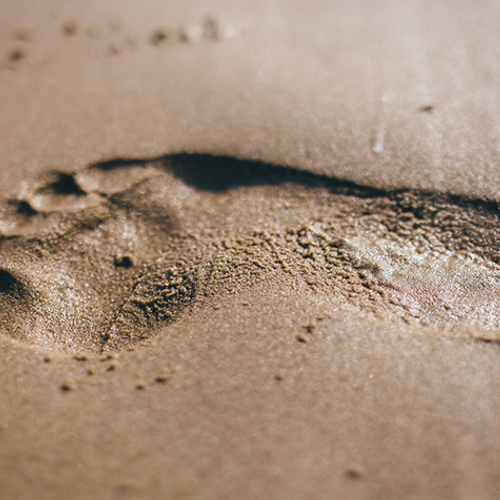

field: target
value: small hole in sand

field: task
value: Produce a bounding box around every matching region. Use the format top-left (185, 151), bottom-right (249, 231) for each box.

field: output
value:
top-left (14, 200), bottom-right (37, 217)
top-left (114, 255), bottom-right (135, 268)
top-left (0, 270), bottom-right (20, 296)
top-left (8, 48), bottom-right (25, 63)
top-left (419, 104), bottom-right (435, 113)
top-left (46, 173), bottom-right (86, 196)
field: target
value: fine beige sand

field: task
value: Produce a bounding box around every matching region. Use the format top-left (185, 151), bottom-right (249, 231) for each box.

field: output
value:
top-left (2, 1), bottom-right (500, 499)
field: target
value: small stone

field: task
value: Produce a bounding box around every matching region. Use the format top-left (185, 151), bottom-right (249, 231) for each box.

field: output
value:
top-left (60, 380), bottom-right (74, 392)
top-left (302, 321), bottom-right (316, 334)
top-left (62, 21), bottom-right (79, 36)
top-left (150, 28), bottom-right (176, 46)
top-left (154, 375), bottom-right (169, 384)
top-left (419, 104), bottom-right (435, 113)
top-left (345, 464), bottom-right (365, 479)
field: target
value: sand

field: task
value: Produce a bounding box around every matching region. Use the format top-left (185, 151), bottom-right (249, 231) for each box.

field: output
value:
top-left (2, 1), bottom-right (500, 499)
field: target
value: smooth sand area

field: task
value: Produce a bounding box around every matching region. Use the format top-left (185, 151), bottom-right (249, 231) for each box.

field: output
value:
top-left (2, 1), bottom-right (500, 499)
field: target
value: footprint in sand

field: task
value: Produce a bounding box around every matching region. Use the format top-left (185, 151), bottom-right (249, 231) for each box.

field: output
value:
top-left (0, 155), bottom-right (500, 353)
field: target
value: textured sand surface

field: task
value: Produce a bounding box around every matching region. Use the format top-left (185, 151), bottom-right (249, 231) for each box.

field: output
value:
top-left (2, 1), bottom-right (500, 499)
